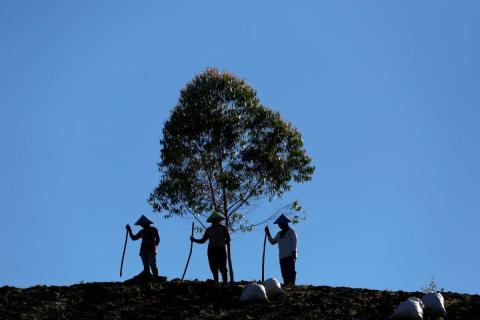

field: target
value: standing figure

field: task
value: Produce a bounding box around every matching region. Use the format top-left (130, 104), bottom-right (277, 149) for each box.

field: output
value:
top-left (265, 214), bottom-right (297, 285)
top-left (126, 215), bottom-right (160, 277)
top-left (191, 212), bottom-right (230, 284)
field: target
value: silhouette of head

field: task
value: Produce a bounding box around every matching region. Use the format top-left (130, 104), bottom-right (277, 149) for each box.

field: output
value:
top-left (278, 223), bottom-right (289, 231)
top-left (207, 211), bottom-right (225, 225)
top-left (134, 215), bottom-right (153, 228)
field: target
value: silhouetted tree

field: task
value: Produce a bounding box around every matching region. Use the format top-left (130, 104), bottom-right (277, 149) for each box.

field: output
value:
top-left (149, 68), bottom-right (314, 282)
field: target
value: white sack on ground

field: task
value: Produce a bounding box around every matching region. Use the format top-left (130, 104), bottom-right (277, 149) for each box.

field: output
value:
top-left (263, 278), bottom-right (286, 298)
top-left (239, 283), bottom-right (269, 303)
top-left (390, 297), bottom-right (424, 319)
top-left (422, 292), bottom-right (447, 317)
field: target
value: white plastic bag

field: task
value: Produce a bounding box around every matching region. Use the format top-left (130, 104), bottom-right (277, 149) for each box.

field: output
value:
top-left (422, 292), bottom-right (446, 317)
top-left (390, 297), bottom-right (424, 319)
top-left (263, 278), bottom-right (286, 298)
top-left (239, 283), bottom-right (269, 303)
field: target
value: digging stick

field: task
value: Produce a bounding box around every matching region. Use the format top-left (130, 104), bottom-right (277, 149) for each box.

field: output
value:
top-left (181, 222), bottom-right (195, 280)
top-left (120, 229), bottom-right (128, 277)
top-left (262, 233), bottom-right (267, 283)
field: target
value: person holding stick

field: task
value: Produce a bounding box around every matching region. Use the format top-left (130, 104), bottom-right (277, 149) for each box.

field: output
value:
top-left (126, 215), bottom-right (160, 278)
top-left (190, 211), bottom-right (230, 284)
top-left (265, 214), bottom-right (297, 286)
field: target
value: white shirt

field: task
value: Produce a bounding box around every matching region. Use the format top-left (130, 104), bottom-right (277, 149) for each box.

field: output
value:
top-left (268, 228), bottom-right (297, 259)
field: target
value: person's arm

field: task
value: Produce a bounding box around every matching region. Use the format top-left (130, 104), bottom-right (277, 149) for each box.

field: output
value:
top-left (191, 229), bottom-right (209, 244)
top-left (290, 229), bottom-right (297, 259)
top-left (126, 225), bottom-right (142, 241)
top-left (265, 227), bottom-right (278, 244)
top-left (155, 228), bottom-right (160, 246)
top-left (224, 226), bottom-right (231, 244)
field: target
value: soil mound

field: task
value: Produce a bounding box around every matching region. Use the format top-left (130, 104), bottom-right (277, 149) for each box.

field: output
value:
top-left (1, 280), bottom-right (479, 319)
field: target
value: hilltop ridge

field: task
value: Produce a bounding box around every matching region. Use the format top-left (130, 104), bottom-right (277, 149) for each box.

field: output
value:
top-left (1, 279), bottom-right (479, 319)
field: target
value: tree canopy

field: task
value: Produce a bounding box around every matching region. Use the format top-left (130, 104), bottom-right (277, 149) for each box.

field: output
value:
top-left (149, 68), bottom-right (315, 280)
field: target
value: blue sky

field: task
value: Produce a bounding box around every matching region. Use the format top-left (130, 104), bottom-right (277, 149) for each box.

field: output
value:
top-left (1, 1), bottom-right (479, 293)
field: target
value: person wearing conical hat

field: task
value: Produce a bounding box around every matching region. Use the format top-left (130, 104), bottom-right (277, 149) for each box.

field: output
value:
top-left (126, 215), bottom-right (160, 277)
top-left (265, 214), bottom-right (297, 285)
top-left (190, 211), bottom-right (230, 284)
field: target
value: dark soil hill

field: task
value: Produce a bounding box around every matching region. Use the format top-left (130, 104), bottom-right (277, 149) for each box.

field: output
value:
top-left (1, 279), bottom-right (479, 319)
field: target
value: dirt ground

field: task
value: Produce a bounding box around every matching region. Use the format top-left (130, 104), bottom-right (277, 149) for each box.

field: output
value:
top-left (1, 279), bottom-right (479, 319)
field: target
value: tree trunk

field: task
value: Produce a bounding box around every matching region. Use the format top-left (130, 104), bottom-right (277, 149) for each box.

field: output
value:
top-left (226, 238), bottom-right (234, 283)
top-left (218, 150), bottom-right (234, 283)
top-left (225, 216), bottom-right (235, 283)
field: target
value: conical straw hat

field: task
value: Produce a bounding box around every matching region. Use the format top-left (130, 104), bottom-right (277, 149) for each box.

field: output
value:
top-left (273, 214), bottom-right (291, 225)
top-left (134, 215), bottom-right (153, 226)
top-left (206, 211), bottom-right (225, 223)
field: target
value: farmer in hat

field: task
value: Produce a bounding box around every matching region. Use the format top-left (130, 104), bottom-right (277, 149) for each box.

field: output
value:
top-left (265, 214), bottom-right (297, 285)
top-left (190, 211), bottom-right (230, 284)
top-left (126, 215), bottom-right (160, 277)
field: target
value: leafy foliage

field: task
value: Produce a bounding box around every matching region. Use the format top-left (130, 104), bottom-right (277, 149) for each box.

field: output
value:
top-left (149, 68), bottom-right (314, 232)
top-left (421, 277), bottom-right (445, 293)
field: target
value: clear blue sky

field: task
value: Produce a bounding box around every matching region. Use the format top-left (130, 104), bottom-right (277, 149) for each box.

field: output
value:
top-left (1, 1), bottom-right (479, 294)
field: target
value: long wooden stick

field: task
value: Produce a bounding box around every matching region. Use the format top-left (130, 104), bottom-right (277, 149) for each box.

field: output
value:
top-left (181, 222), bottom-right (195, 280)
top-left (262, 233), bottom-right (267, 283)
top-left (120, 230), bottom-right (128, 277)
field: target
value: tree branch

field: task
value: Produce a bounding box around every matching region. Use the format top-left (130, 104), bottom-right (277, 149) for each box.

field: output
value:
top-left (180, 201), bottom-right (207, 229)
top-left (231, 203), bottom-right (293, 232)
top-left (227, 177), bottom-right (263, 217)
top-left (203, 166), bottom-right (219, 212)
top-left (218, 149), bottom-right (230, 220)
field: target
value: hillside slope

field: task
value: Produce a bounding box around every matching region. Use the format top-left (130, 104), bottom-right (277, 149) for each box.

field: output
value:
top-left (1, 279), bottom-right (479, 319)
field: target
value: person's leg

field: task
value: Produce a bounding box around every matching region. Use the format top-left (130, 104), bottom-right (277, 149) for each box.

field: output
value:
top-left (280, 257), bottom-right (288, 284)
top-left (207, 248), bottom-right (219, 283)
top-left (141, 254), bottom-right (150, 275)
top-left (217, 247), bottom-right (228, 284)
top-left (287, 256), bottom-right (297, 285)
top-left (282, 256), bottom-right (296, 285)
top-left (149, 252), bottom-right (159, 277)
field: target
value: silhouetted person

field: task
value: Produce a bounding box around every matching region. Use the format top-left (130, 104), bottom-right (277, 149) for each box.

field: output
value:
top-left (265, 214), bottom-right (297, 285)
top-left (191, 212), bottom-right (230, 284)
top-left (126, 215), bottom-right (160, 277)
